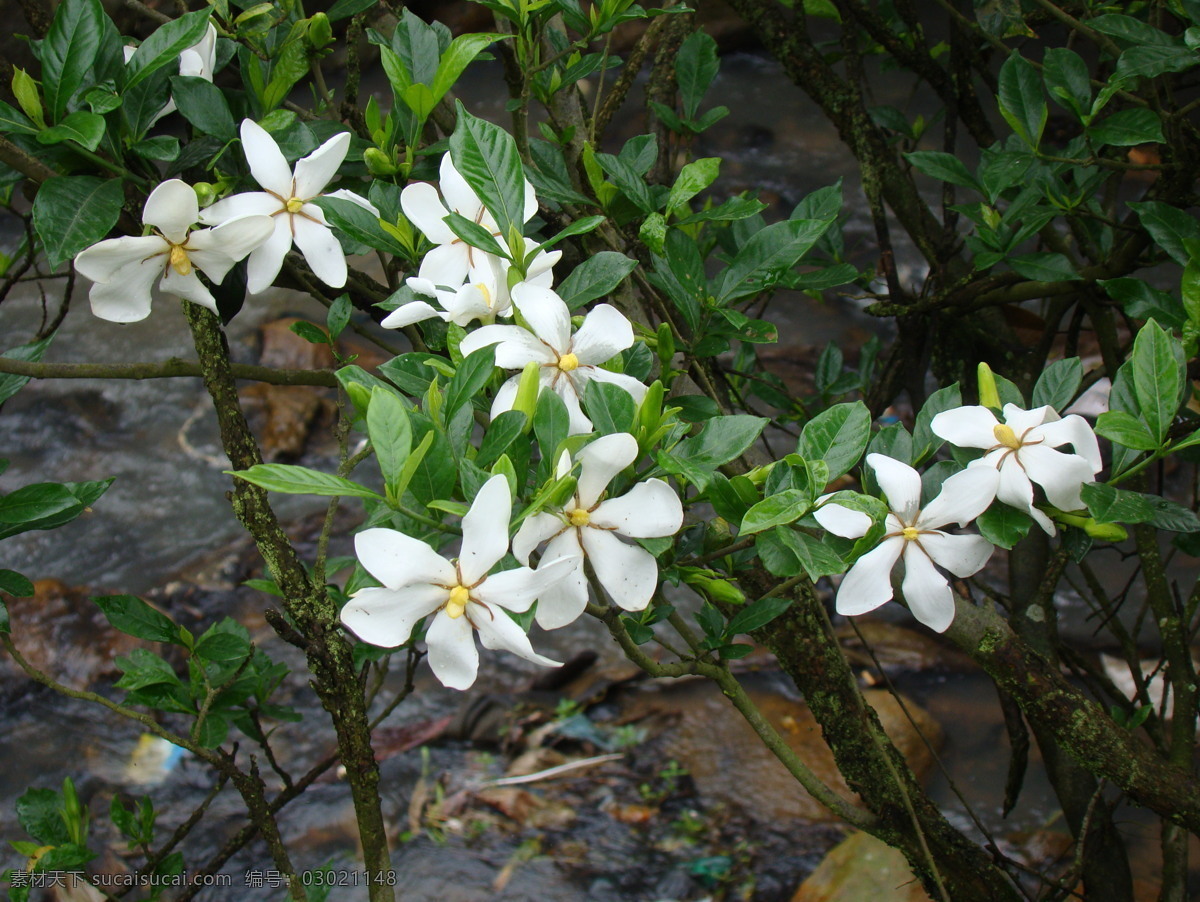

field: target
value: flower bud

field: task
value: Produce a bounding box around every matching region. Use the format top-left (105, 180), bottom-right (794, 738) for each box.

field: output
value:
top-left (977, 362), bottom-right (1001, 410)
top-left (512, 360), bottom-right (541, 432)
top-left (682, 569), bottom-right (746, 606)
top-left (363, 147), bottom-right (398, 177)
top-left (307, 12), bottom-right (333, 49)
top-left (192, 182), bottom-right (218, 208)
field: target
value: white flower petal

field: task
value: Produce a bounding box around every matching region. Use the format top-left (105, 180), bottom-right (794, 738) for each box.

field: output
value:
top-left (473, 605), bottom-right (561, 669)
top-left (198, 191), bottom-right (281, 226)
top-left (241, 119), bottom-right (293, 196)
top-left (1020, 444), bottom-right (1095, 512)
top-left (590, 480), bottom-right (683, 538)
top-left (835, 536), bottom-right (904, 616)
top-left (459, 475), bottom-right (513, 585)
top-left (866, 454), bottom-right (922, 522)
top-left (381, 300), bottom-right (443, 329)
top-left (574, 433), bottom-right (639, 508)
top-left (930, 406), bottom-right (1000, 449)
top-left (919, 531), bottom-right (994, 578)
top-left (522, 178), bottom-right (538, 223)
top-left (159, 267), bottom-right (217, 310)
top-left (556, 378), bottom-right (593, 436)
top-left (355, 527), bottom-right (456, 588)
top-left (918, 466), bottom-right (999, 529)
top-left (426, 611), bottom-right (478, 690)
top-left (512, 283), bottom-right (571, 352)
top-left (417, 241), bottom-right (471, 288)
top-left (439, 154), bottom-right (486, 222)
top-left (489, 374), bottom-right (521, 420)
top-left (571, 304), bottom-right (634, 364)
top-left (580, 528), bottom-right (659, 611)
top-left (294, 131), bottom-right (350, 199)
top-left (188, 216), bottom-right (276, 283)
top-left (583, 367), bottom-right (649, 405)
top-left (512, 511), bottom-right (567, 564)
top-left (340, 584), bottom-right (446, 648)
top-left (442, 283), bottom-right (493, 326)
top-left (531, 531), bottom-right (588, 629)
top-left (324, 189), bottom-right (379, 215)
top-left (292, 215), bottom-right (347, 288)
top-left (900, 543), bottom-right (955, 632)
top-left (245, 217), bottom-right (294, 294)
top-left (1003, 403), bottom-right (1052, 435)
top-left (994, 455), bottom-right (1036, 516)
top-left (475, 555), bottom-right (577, 613)
top-left (87, 258), bottom-right (162, 323)
top-left (142, 179), bottom-right (199, 244)
top-left (1035, 414), bottom-right (1103, 474)
top-left (460, 324), bottom-right (553, 368)
top-left (75, 235), bottom-right (167, 283)
top-left (814, 501), bottom-right (872, 538)
top-left (402, 181), bottom-right (457, 244)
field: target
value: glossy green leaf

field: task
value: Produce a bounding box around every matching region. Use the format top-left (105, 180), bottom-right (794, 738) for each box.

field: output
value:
top-left (0, 569), bottom-right (33, 598)
top-left (229, 464), bottom-right (383, 499)
top-left (1095, 411), bottom-right (1158, 450)
top-left (715, 218), bottom-right (833, 303)
top-left (1042, 47), bottom-right (1091, 121)
top-left (998, 52), bottom-right (1047, 148)
top-left (32, 176), bottom-right (125, 269)
top-left (94, 594), bottom-right (179, 644)
top-left (726, 595), bottom-right (792, 635)
top-left (449, 103), bottom-right (527, 254)
top-left (905, 151), bottom-right (980, 191)
top-left (311, 196), bottom-right (408, 257)
top-left (1088, 108), bottom-right (1165, 146)
top-left (432, 33), bottom-right (502, 101)
top-left (446, 346), bottom-right (496, 418)
top-left (1130, 319), bottom-right (1185, 445)
top-left (125, 9), bottom-right (212, 91)
top-left (1129, 201), bottom-right (1200, 266)
top-left (1008, 252), bottom-right (1077, 282)
top-left (976, 504), bottom-right (1033, 549)
top-left (666, 157), bottom-right (721, 216)
top-left (556, 252), bottom-right (638, 310)
top-left (37, 110), bottom-right (106, 151)
top-left (740, 489), bottom-right (811, 535)
top-left (796, 401), bottom-right (871, 480)
top-left (1083, 483), bottom-right (1200, 532)
top-left (676, 31), bottom-right (719, 119)
top-left (41, 0), bottom-right (105, 121)
top-left (170, 76), bottom-right (235, 140)
top-left (1031, 358), bottom-right (1082, 411)
top-left (367, 387), bottom-right (413, 501)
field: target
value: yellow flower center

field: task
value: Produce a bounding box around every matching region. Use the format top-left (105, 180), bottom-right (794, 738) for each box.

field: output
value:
top-left (993, 423), bottom-right (1021, 449)
top-left (569, 508), bottom-right (591, 527)
top-left (902, 526), bottom-right (920, 542)
top-left (477, 282), bottom-right (493, 309)
top-left (558, 352), bottom-right (579, 372)
top-left (445, 585), bottom-right (470, 619)
top-left (168, 243), bottom-right (193, 276)
top-left (285, 196), bottom-right (306, 214)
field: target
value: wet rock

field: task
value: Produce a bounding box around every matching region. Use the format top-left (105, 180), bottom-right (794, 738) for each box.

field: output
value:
top-left (620, 676), bottom-right (942, 822)
top-left (0, 579), bottom-right (148, 692)
top-left (836, 618), bottom-right (976, 675)
top-left (791, 830), bottom-right (933, 901)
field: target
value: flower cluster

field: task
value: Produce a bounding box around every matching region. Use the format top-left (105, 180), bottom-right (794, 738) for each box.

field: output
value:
top-left (74, 119), bottom-right (373, 321)
top-left (819, 402), bottom-right (1103, 633)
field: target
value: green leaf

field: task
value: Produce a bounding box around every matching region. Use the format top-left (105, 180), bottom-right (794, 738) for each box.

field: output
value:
top-left (976, 504), bottom-right (1032, 549)
top-left (676, 31), bottom-right (719, 119)
top-left (393, 429), bottom-right (436, 503)
top-left (367, 388), bottom-right (413, 501)
top-left (1008, 252), bottom-right (1077, 282)
top-left (94, 594), bottom-right (179, 644)
top-left (1083, 483), bottom-right (1200, 532)
top-left (33, 176), bottom-right (125, 269)
top-left (194, 630), bottom-right (251, 664)
top-left (476, 410), bottom-right (527, 468)
top-left (998, 52), bottom-right (1047, 149)
top-left (556, 252), bottom-right (638, 310)
top-left (170, 76), bottom-right (235, 140)
top-left (37, 110), bottom-right (106, 151)
top-left (444, 210), bottom-right (509, 258)
top-left (1088, 108), bottom-right (1165, 146)
top-left (1100, 277), bottom-right (1183, 326)
top-left (757, 527), bottom-right (844, 580)
top-left (327, 0), bottom-right (376, 20)
top-left (583, 380), bottom-right (637, 435)
top-left (740, 489), bottom-right (811, 535)
top-left (1130, 319), bottom-right (1185, 445)
top-left (715, 218), bottom-right (833, 303)
top-left (311, 195), bottom-right (408, 257)
top-left (229, 464), bottom-right (383, 500)
top-left (0, 99), bottom-right (38, 136)
top-left (1095, 411), bottom-right (1158, 451)
top-left (1042, 47), bottom-right (1091, 121)
top-left (596, 150), bottom-right (656, 213)
top-left (912, 385), bottom-right (962, 465)
top-left (16, 788), bottom-right (71, 846)
top-left (1115, 44), bottom-right (1197, 81)
top-left (0, 483), bottom-right (80, 526)
top-left (448, 103), bottom-right (527, 254)
top-left (675, 195), bottom-right (768, 225)
top-left (1031, 358), bottom-right (1082, 411)
top-left (125, 9), bottom-right (212, 91)
top-left (1129, 201), bottom-right (1200, 266)
top-left (130, 135), bottom-right (180, 162)
top-left (0, 568), bottom-right (33, 597)
top-left (41, 0), bottom-right (105, 122)
top-left (446, 345), bottom-right (496, 418)
top-left (534, 388), bottom-right (569, 459)
top-left (905, 151), bottom-right (980, 191)
top-left (726, 595), bottom-right (792, 635)
top-left (664, 415), bottom-right (767, 490)
top-left (666, 157), bottom-right (721, 217)
top-left (796, 401), bottom-right (871, 481)
top-left (432, 33), bottom-right (502, 101)
top-left (0, 335), bottom-right (53, 404)
top-left (639, 211), bottom-right (667, 254)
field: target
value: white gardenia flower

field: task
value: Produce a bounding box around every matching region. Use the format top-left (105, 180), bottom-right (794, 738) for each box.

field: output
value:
top-left (401, 153), bottom-right (560, 292)
top-left (74, 179), bottom-right (274, 323)
top-left (513, 433), bottom-right (684, 629)
top-left (930, 403), bottom-right (1102, 535)
top-left (124, 23), bottom-right (218, 126)
top-left (815, 454), bottom-right (999, 633)
top-left (460, 284), bottom-right (647, 434)
top-left (340, 475), bottom-right (574, 690)
top-left (200, 119), bottom-right (377, 293)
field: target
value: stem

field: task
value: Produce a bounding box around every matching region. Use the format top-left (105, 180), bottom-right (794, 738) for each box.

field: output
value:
top-left (0, 356), bottom-right (338, 386)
